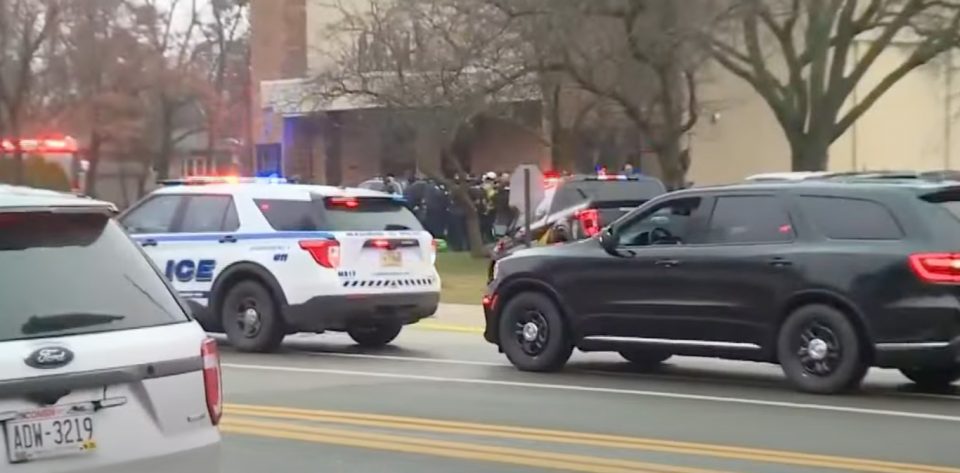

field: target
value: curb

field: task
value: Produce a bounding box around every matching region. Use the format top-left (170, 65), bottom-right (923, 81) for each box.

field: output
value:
top-left (412, 321), bottom-right (484, 334)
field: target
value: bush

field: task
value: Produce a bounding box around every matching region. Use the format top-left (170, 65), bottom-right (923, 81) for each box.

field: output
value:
top-left (0, 156), bottom-right (72, 192)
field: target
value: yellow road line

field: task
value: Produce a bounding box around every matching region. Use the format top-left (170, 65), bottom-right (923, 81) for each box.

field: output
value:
top-left (225, 404), bottom-right (960, 473)
top-left (221, 417), bottom-right (732, 473)
top-left (413, 321), bottom-right (484, 334)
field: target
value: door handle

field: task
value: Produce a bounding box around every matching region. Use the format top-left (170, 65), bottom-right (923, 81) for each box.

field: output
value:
top-left (768, 257), bottom-right (792, 267)
top-left (219, 235), bottom-right (238, 244)
top-left (655, 259), bottom-right (680, 268)
top-left (140, 239), bottom-right (158, 247)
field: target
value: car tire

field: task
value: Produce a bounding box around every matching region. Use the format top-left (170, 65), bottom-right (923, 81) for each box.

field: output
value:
top-left (499, 292), bottom-right (573, 372)
top-left (221, 280), bottom-right (286, 353)
top-left (777, 304), bottom-right (868, 394)
top-left (899, 365), bottom-right (960, 389)
top-left (347, 321), bottom-right (403, 348)
top-left (619, 350), bottom-right (672, 369)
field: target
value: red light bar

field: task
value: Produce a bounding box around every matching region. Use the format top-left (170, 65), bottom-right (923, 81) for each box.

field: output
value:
top-left (328, 197), bottom-right (360, 209)
top-left (0, 136), bottom-right (78, 154)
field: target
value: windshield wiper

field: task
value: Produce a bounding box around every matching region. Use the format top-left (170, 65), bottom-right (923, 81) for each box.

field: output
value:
top-left (21, 313), bottom-right (125, 335)
top-left (385, 224), bottom-right (411, 230)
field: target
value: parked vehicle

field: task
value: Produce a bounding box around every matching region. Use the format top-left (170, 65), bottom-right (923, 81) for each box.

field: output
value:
top-left (0, 185), bottom-right (221, 472)
top-left (484, 178), bottom-right (960, 394)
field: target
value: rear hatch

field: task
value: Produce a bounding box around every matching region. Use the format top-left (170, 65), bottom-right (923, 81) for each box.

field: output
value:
top-left (0, 211), bottom-right (219, 472)
top-left (316, 195), bottom-right (437, 291)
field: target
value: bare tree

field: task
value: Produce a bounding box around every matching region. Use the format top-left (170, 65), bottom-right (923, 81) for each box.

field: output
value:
top-left (0, 0), bottom-right (61, 184)
top-left (313, 0), bottom-right (539, 257)
top-left (710, 0), bottom-right (960, 171)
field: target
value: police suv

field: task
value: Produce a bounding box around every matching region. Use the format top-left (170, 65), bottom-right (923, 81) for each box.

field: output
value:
top-left (119, 177), bottom-right (441, 352)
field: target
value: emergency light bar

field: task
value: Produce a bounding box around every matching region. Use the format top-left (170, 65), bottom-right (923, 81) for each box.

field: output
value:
top-left (159, 176), bottom-right (290, 186)
top-left (0, 136), bottom-right (79, 154)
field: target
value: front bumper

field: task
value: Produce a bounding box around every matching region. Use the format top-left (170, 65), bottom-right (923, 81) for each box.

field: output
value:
top-left (874, 336), bottom-right (960, 368)
top-left (283, 292), bottom-right (439, 332)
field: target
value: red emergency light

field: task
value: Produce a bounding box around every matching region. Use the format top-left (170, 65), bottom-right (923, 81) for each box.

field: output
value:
top-left (0, 136), bottom-right (79, 154)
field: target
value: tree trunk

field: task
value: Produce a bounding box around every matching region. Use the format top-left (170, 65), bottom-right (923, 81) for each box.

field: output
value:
top-left (84, 132), bottom-right (102, 198)
top-left (654, 140), bottom-right (688, 190)
top-left (155, 101), bottom-right (175, 181)
top-left (790, 136), bottom-right (830, 172)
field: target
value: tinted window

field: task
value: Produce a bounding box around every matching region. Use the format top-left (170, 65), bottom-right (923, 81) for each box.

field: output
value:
top-left (552, 179), bottom-right (665, 213)
top-left (255, 199), bottom-right (320, 231)
top-left (707, 196), bottom-right (793, 244)
top-left (0, 213), bottom-right (187, 342)
top-left (121, 195), bottom-right (183, 234)
top-left (180, 195), bottom-right (238, 233)
top-left (798, 196), bottom-right (902, 240)
top-left (320, 197), bottom-right (424, 231)
top-left (617, 197), bottom-right (702, 246)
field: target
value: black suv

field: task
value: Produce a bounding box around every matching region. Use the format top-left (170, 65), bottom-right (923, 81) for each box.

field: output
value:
top-left (483, 179), bottom-right (960, 393)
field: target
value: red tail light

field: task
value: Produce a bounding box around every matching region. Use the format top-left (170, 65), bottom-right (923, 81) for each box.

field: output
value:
top-left (370, 239), bottom-right (390, 249)
top-left (300, 239), bottom-right (341, 268)
top-left (576, 209), bottom-right (601, 237)
top-left (201, 338), bottom-right (222, 426)
top-left (909, 253), bottom-right (960, 283)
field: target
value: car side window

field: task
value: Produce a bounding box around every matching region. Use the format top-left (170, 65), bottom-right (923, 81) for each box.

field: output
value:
top-left (617, 197), bottom-right (702, 246)
top-left (120, 195), bottom-right (184, 234)
top-left (706, 195), bottom-right (793, 244)
top-left (179, 195), bottom-right (236, 233)
top-left (797, 196), bottom-right (903, 240)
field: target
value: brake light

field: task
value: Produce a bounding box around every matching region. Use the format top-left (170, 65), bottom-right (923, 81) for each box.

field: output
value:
top-left (328, 197), bottom-right (360, 209)
top-left (370, 239), bottom-right (390, 249)
top-left (908, 253), bottom-right (960, 283)
top-left (201, 338), bottom-right (222, 426)
top-left (576, 208), bottom-right (601, 237)
top-left (300, 239), bottom-right (341, 268)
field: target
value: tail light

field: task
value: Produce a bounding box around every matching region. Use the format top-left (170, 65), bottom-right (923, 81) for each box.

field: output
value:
top-left (201, 338), bottom-right (222, 426)
top-left (428, 239), bottom-right (438, 265)
top-left (908, 253), bottom-right (960, 283)
top-left (300, 239), bottom-right (341, 268)
top-left (327, 196), bottom-right (359, 209)
top-left (576, 209), bottom-right (601, 237)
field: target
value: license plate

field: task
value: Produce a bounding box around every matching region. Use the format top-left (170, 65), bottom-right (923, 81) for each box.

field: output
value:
top-left (5, 404), bottom-right (97, 463)
top-left (380, 250), bottom-right (402, 267)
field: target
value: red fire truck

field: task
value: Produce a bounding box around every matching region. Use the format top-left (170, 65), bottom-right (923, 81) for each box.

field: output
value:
top-left (0, 135), bottom-right (89, 194)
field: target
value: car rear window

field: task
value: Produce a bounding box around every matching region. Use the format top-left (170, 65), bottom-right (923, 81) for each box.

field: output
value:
top-left (320, 196), bottom-right (424, 231)
top-left (797, 196), bottom-right (903, 240)
top-left (255, 197), bottom-right (424, 232)
top-left (552, 179), bottom-right (665, 212)
top-left (0, 212), bottom-right (188, 342)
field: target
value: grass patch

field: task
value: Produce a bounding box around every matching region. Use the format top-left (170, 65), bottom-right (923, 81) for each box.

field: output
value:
top-left (436, 251), bottom-right (489, 305)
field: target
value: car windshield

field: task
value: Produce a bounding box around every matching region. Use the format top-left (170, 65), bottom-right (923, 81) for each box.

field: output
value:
top-left (0, 212), bottom-right (187, 342)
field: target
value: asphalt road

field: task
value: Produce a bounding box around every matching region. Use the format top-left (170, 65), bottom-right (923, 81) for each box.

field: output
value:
top-left (218, 326), bottom-right (960, 473)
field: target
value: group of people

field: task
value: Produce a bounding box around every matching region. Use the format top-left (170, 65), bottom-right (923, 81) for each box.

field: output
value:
top-left (383, 172), bottom-right (513, 251)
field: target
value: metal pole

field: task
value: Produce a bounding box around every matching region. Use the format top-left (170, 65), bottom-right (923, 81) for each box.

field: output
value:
top-left (523, 168), bottom-right (532, 248)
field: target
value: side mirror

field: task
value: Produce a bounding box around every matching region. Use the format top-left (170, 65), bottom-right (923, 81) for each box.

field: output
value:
top-left (599, 226), bottom-right (619, 255)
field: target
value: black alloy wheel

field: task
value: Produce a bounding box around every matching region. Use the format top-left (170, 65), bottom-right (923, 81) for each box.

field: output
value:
top-left (778, 304), bottom-right (868, 394)
top-left (221, 280), bottom-right (286, 353)
top-left (499, 292), bottom-right (573, 372)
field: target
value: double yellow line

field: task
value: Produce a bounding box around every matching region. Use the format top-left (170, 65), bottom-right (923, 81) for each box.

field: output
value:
top-left (223, 403), bottom-right (960, 473)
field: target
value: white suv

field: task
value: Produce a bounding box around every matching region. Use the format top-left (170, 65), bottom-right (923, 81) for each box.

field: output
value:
top-left (119, 177), bottom-right (441, 352)
top-left (0, 185), bottom-right (220, 472)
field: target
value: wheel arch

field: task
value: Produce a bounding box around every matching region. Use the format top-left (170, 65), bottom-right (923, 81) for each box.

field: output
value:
top-left (776, 289), bottom-right (874, 363)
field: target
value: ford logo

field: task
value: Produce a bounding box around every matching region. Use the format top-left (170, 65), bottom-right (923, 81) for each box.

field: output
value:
top-left (25, 347), bottom-right (74, 369)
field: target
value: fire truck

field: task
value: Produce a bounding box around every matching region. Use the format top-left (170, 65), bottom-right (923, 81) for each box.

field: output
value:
top-left (0, 135), bottom-right (89, 194)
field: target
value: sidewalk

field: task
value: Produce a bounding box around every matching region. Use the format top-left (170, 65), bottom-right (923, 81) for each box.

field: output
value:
top-left (415, 303), bottom-right (485, 333)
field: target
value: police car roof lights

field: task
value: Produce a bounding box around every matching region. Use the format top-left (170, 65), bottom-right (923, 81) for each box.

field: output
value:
top-left (159, 176), bottom-right (290, 186)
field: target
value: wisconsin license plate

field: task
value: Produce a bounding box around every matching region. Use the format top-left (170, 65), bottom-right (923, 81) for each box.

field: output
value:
top-left (380, 250), bottom-right (402, 267)
top-left (5, 404), bottom-right (97, 464)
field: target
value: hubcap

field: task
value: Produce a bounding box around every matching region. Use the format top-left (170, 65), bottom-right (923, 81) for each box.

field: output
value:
top-left (513, 310), bottom-right (549, 356)
top-left (797, 321), bottom-right (841, 377)
top-left (236, 300), bottom-right (262, 337)
top-left (522, 322), bottom-right (539, 341)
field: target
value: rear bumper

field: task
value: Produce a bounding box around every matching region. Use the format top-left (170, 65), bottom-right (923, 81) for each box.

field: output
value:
top-left (61, 439), bottom-right (219, 473)
top-left (874, 336), bottom-right (960, 368)
top-left (283, 292), bottom-right (439, 332)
